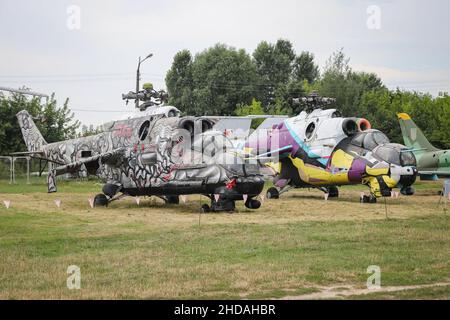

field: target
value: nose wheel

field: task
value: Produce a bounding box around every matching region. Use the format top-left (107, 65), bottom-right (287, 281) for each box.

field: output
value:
top-left (360, 194), bottom-right (377, 203)
top-left (326, 186), bottom-right (339, 198)
top-left (165, 195), bottom-right (180, 204)
top-left (400, 186), bottom-right (415, 195)
top-left (93, 193), bottom-right (109, 207)
top-left (245, 199), bottom-right (261, 209)
top-left (266, 187), bottom-right (280, 199)
top-left (200, 204), bottom-right (211, 213)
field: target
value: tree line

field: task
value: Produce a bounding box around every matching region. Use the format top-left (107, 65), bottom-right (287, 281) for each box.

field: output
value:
top-left (0, 39), bottom-right (449, 155)
top-left (166, 41), bottom-right (450, 148)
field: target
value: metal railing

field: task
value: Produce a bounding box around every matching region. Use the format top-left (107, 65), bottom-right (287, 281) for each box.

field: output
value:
top-left (0, 156), bottom-right (33, 184)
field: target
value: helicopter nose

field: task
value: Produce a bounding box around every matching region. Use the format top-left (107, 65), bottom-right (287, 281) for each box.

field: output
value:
top-left (399, 167), bottom-right (417, 186)
top-left (398, 167), bottom-right (417, 195)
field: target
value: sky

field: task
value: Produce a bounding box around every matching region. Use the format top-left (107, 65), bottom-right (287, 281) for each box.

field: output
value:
top-left (1, 0), bottom-right (449, 126)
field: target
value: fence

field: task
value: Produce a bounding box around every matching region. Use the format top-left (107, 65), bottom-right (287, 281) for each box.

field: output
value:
top-left (0, 156), bottom-right (49, 184)
top-left (0, 156), bottom-right (88, 185)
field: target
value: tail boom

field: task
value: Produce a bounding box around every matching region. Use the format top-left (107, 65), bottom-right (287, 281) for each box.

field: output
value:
top-left (16, 110), bottom-right (47, 152)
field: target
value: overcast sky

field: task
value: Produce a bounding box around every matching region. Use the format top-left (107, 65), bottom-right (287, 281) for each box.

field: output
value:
top-left (1, 0), bottom-right (449, 126)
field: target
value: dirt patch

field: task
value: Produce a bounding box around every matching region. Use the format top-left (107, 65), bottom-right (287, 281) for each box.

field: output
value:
top-left (278, 282), bottom-right (450, 300)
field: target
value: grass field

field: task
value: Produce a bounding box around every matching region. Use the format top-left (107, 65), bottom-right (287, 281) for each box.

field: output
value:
top-left (0, 178), bottom-right (449, 299)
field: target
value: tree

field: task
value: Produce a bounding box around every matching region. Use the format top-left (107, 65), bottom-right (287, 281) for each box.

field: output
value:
top-left (359, 89), bottom-right (450, 148)
top-left (293, 51), bottom-right (319, 83)
top-left (317, 48), bottom-right (384, 116)
top-left (0, 91), bottom-right (79, 154)
top-left (40, 94), bottom-right (79, 143)
top-left (165, 50), bottom-right (194, 114)
top-left (253, 39), bottom-right (296, 109)
top-left (169, 44), bottom-right (257, 116)
top-left (235, 99), bottom-right (265, 128)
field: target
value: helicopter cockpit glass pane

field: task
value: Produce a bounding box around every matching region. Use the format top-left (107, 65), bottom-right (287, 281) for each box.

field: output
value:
top-left (351, 133), bottom-right (365, 147)
top-left (362, 131), bottom-right (389, 150)
top-left (373, 132), bottom-right (390, 145)
top-left (374, 145), bottom-right (401, 165)
top-left (400, 150), bottom-right (416, 166)
top-left (363, 133), bottom-right (377, 150)
top-left (138, 120), bottom-right (150, 141)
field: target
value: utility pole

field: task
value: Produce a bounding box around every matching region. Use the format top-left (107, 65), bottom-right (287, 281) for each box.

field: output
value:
top-left (135, 53), bottom-right (153, 109)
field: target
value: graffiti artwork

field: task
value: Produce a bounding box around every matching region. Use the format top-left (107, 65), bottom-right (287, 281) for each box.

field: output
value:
top-left (16, 110), bottom-right (264, 212)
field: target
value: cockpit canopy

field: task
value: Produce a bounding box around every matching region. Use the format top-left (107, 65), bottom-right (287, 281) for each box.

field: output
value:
top-left (345, 130), bottom-right (416, 166)
top-left (373, 144), bottom-right (417, 167)
top-left (350, 130), bottom-right (390, 150)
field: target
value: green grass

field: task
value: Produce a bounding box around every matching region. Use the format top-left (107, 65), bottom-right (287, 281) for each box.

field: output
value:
top-left (0, 209), bottom-right (448, 299)
top-left (0, 179), bottom-right (448, 299)
top-left (0, 177), bottom-right (101, 194)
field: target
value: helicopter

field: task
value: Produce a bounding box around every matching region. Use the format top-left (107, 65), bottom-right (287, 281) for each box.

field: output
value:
top-left (243, 93), bottom-right (418, 203)
top-left (16, 109), bottom-right (265, 212)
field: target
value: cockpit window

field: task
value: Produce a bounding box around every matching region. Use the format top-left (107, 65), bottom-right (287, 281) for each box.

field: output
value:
top-left (305, 122), bottom-right (316, 139)
top-left (363, 134), bottom-right (378, 150)
top-left (373, 132), bottom-right (390, 145)
top-left (400, 151), bottom-right (416, 166)
top-left (351, 134), bottom-right (365, 147)
top-left (138, 120), bottom-right (150, 141)
top-left (331, 111), bottom-right (341, 118)
top-left (375, 146), bottom-right (401, 165)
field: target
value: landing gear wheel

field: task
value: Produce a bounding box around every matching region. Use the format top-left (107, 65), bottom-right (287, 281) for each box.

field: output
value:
top-left (222, 200), bottom-right (235, 213)
top-left (400, 186), bottom-right (414, 196)
top-left (360, 195), bottom-right (377, 203)
top-left (201, 204), bottom-right (210, 213)
top-left (166, 195), bottom-right (180, 204)
top-left (245, 199), bottom-right (261, 209)
top-left (210, 198), bottom-right (235, 213)
top-left (266, 187), bottom-right (280, 199)
top-left (102, 184), bottom-right (120, 198)
top-left (327, 186), bottom-right (339, 198)
top-left (94, 193), bottom-right (108, 207)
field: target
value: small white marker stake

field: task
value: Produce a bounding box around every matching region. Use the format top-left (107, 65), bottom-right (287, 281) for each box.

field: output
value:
top-left (88, 198), bottom-right (94, 208)
top-left (391, 191), bottom-right (395, 198)
top-left (180, 195), bottom-right (187, 203)
top-left (3, 200), bottom-right (11, 209)
top-left (54, 199), bottom-right (61, 208)
top-left (395, 191), bottom-right (400, 199)
top-left (243, 194), bottom-right (248, 202)
top-left (214, 194), bottom-right (220, 202)
top-left (135, 197), bottom-right (140, 206)
top-left (260, 194), bottom-right (265, 202)
top-left (324, 193), bottom-right (329, 201)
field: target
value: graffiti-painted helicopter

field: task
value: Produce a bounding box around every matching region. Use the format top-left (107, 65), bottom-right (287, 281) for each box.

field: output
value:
top-left (16, 110), bottom-right (264, 212)
top-left (243, 93), bottom-right (418, 203)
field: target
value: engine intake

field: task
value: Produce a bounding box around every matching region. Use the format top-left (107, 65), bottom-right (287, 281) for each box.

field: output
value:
top-left (342, 118), bottom-right (358, 136)
top-left (357, 118), bottom-right (371, 132)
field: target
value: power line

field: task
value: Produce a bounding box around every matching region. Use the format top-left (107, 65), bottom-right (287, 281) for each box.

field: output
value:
top-left (70, 108), bottom-right (130, 113)
top-left (0, 72), bottom-right (165, 79)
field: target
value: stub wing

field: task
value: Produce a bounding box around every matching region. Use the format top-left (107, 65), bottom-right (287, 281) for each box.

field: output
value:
top-left (419, 171), bottom-right (450, 180)
top-left (47, 148), bottom-right (124, 193)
